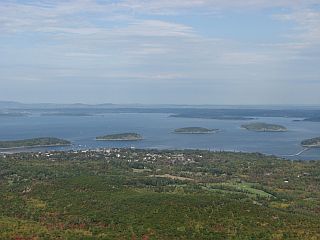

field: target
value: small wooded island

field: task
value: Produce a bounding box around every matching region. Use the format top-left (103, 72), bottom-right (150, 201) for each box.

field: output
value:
top-left (301, 137), bottom-right (320, 148)
top-left (96, 133), bottom-right (143, 141)
top-left (241, 122), bottom-right (287, 132)
top-left (0, 137), bottom-right (71, 149)
top-left (174, 127), bottom-right (218, 134)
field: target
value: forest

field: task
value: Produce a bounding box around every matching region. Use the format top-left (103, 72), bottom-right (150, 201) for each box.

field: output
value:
top-left (0, 149), bottom-right (320, 239)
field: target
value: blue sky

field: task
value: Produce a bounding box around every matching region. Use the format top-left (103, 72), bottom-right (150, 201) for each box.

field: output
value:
top-left (1, 0), bottom-right (320, 104)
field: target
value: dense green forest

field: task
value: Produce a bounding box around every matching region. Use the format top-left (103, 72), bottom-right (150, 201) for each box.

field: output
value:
top-left (174, 127), bottom-right (217, 134)
top-left (0, 149), bottom-right (320, 239)
top-left (241, 123), bottom-right (287, 132)
top-left (0, 138), bottom-right (71, 149)
top-left (301, 137), bottom-right (320, 148)
top-left (96, 133), bottom-right (143, 141)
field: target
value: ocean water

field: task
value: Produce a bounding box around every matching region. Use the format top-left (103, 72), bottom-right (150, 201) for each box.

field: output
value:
top-left (0, 113), bottom-right (320, 160)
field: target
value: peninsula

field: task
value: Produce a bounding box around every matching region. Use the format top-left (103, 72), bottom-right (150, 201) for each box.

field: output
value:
top-left (174, 127), bottom-right (218, 134)
top-left (0, 137), bottom-right (71, 149)
top-left (96, 133), bottom-right (143, 141)
top-left (241, 122), bottom-right (287, 132)
top-left (301, 137), bottom-right (320, 148)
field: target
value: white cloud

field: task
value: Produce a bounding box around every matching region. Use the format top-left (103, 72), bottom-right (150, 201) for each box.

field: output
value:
top-left (118, 0), bottom-right (320, 14)
top-left (1, 0), bottom-right (319, 33)
top-left (124, 20), bottom-right (195, 37)
top-left (1, 0), bottom-right (320, 105)
top-left (275, 10), bottom-right (320, 40)
top-left (220, 52), bottom-right (271, 65)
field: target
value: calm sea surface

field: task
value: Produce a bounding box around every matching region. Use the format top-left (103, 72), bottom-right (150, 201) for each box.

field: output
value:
top-left (0, 113), bottom-right (320, 160)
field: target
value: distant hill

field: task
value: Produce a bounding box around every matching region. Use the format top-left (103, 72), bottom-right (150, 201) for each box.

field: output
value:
top-left (1, 102), bottom-right (320, 122)
top-left (0, 101), bottom-right (114, 109)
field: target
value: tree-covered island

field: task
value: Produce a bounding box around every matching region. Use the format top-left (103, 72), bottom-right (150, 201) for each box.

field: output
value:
top-left (96, 133), bottom-right (143, 141)
top-left (0, 137), bottom-right (71, 149)
top-left (174, 127), bottom-right (218, 134)
top-left (241, 122), bottom-right (287, 132)
top-left (301, 137), bottom-right (320, 148)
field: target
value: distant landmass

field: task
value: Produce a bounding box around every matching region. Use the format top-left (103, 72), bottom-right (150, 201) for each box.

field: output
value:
top-left (42, 112), bottom-right (93, 117)
top-left (0, 137), bottom-right (71, 149)
top-left (241, 123), bottom-right (287, 132)
top-left (301, 137), bottom-right (320, 148)
top-left (0, 101), bottom-right (114, 109)
top-left (2, 101), bottom-right (320, 121)
top-left (174, 127), bottom-right (218, 134)
top-left (171, 114), bottom-right (254, 120)
top-left (0, 112), bottom-right (29, 117)
top-left (297, 117), bottom-right (320, 122)
top-left (96, 133), bottom-right (143, 141)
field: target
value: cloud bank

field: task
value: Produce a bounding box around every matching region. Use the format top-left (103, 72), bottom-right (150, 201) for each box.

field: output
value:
top-left (0, 0), bottom-right (319, 104)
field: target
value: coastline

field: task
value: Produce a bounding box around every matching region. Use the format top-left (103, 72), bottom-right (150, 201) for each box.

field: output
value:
top-left (301, 144), bottom-right (320, 148)
top-left (1, 146), bottom-right (318, 161)
top-left (0, 143), bottom-right (72, 150)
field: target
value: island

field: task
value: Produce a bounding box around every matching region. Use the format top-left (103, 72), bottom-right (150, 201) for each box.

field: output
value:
top-left (0, 137), bottom-right (71, 149)
top-left (96, 133), bottom-right (143, 141)
top-left (174, 127), bottom-right (218, 134)
top-left (301, 137), bottom-right (320, 148)
top-left (241, 122), bottom-right (287, 132)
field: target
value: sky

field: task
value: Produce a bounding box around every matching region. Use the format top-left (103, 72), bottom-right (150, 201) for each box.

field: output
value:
top-left (1, 0), bottom-right (320, 105)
